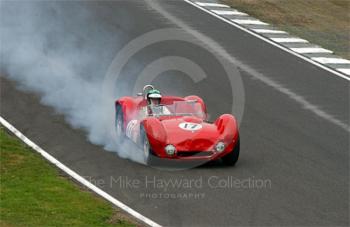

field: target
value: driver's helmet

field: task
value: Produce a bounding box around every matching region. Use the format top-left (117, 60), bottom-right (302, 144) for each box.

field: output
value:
top-left (146, 89), bottom-right (162, 106)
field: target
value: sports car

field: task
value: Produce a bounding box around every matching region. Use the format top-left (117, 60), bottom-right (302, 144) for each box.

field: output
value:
top-left (114, 85), bottom-right (240, 166)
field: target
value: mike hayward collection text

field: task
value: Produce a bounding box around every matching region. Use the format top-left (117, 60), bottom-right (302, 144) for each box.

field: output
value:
top-left (84, 176), bottom-right (272, 191)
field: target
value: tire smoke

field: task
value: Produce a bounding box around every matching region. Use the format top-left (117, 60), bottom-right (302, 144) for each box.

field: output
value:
top-left (1, 1), bottom-right (144, 163)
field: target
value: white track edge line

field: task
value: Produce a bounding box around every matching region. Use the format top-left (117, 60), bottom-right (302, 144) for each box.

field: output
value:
top-left (0, 116), bottom-right (162, 227)
top-left (184, 0), bottom-right (350, 81)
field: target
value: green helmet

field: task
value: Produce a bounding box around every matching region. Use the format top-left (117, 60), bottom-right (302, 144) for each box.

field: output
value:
top-left (146, 89), bottom-right (162, 104)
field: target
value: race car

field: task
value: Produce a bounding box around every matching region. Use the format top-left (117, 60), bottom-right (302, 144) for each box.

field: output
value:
top-left (114, 85), bottom-right (240, 166)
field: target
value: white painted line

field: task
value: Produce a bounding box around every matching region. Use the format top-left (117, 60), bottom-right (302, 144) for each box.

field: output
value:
top-left (312, 57), bottom-right (350, 64)
top-left (290, 47), bottom-right (333, 54)
top-left (232, 19), bottom-right (268, 25)
top-left (0, 116), bottom-right (162, 227)
top-left (252, 29), bottom-right (287, 34)
top-left (271, 38), bottom-right (309, 43)
top-left (337, 68), bottom-right (350, 75)
top-left (183, 0), bottom-right (350, 81)
top-left (195, 2), bottom-right (229, 7)
top-left (211, 10), bottom-right (247, 16)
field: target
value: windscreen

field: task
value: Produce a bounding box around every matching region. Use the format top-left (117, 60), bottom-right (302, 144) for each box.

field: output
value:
top-left (149, 101), bottom-right (205, 118)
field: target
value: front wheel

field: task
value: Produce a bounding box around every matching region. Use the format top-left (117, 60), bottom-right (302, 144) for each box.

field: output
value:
top-left (140, 126), bottom-right (156, 166)
top-left (222, 136), bottom-right (240, 166)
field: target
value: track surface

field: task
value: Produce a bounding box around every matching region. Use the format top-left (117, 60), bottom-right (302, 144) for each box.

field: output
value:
top-left (1, 1), bottom-right (349, 226)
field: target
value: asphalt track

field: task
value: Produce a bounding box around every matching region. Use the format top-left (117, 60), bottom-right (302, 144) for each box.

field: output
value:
top-left (1, 0), bottom-right (349, 226)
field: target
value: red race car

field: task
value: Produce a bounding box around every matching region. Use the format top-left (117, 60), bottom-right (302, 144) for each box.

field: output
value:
top-left (115, 85), bottom-right (240, 166)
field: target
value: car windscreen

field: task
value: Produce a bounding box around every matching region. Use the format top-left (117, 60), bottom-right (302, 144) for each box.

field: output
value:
top-left (148, 101), bottom-right (205, 117)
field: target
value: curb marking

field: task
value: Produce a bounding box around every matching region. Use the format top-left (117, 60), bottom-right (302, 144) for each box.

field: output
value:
top-left (186, 1), bottom-right (350, 79)
top-left (232, 19), bottom-right (268, 25)
top-left (312, 57), bottom-right (350, 64)
top-left (211, 10), bottom-right (247, 16)
top-left (252, 29), bottom-right (287, 34)
top-left (195, 2), bottom-right (229, 7)
top-left (271, 38), bottom-right (309, 43)
top-left (290, 48), bottom-right (333, 54)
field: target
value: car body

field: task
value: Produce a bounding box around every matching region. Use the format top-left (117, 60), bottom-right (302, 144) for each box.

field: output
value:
top-left (114, 89), bottom-right (240, 166)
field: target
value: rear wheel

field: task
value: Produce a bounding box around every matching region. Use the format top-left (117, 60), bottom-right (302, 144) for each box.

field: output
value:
top-left (115, 105), bottom-right (125, 143)
top-left (222, 136), bottom-right (240, 166)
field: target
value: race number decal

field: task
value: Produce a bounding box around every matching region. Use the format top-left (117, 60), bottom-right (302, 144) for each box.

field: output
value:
top-left (179, 122), bottom-right (202, 131)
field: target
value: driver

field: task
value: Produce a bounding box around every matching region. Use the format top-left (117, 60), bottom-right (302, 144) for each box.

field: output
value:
top-left (145, 89), bottom-right (163, 115)
top-left (146, 89), bottom-right (162, 108)
top-left (139, 89), bottom-right (170, 117)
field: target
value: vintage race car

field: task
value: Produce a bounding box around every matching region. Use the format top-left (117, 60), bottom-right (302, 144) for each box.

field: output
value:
top-left (115, 86), bottom-right (240, 166)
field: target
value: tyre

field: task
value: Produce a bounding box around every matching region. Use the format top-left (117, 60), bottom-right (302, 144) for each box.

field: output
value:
top-left (222, 136), bottom-right (240, 166)
top-left (140, 126), bottom-right (156, 166)
top-left (115, 105), bottom-right (125, 143)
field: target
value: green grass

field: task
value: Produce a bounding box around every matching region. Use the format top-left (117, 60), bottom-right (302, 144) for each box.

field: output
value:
top-left (0, 128), bottom-right (136, 227)
top-left (221, 0), bottom-right (350, 59)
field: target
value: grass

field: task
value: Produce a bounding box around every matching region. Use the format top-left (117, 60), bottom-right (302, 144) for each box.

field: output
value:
top-left (220, 0), bottom-right (350, 59)
top-left (0, 127), bottom-right (137, 227)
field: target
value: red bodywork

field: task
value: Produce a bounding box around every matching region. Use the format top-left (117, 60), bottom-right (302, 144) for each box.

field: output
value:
top-left (115, 95), bottom-right (239, 161)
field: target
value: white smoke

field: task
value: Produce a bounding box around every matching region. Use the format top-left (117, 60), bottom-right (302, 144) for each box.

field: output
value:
top-left (0, 1), bottom-right (144, 163)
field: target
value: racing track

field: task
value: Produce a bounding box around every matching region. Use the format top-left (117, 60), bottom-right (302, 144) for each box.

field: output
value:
top-left (1, 0), bottom-right (349, 226)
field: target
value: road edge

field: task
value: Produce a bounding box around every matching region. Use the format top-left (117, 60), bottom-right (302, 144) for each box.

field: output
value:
top-left (0, 116), bottom-right (162, 227)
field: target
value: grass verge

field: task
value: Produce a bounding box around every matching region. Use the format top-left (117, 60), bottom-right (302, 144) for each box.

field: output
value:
top-left (0, 127), bottom-right (137, 227)
top-left (221, 0), bottom-right (350, 59)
